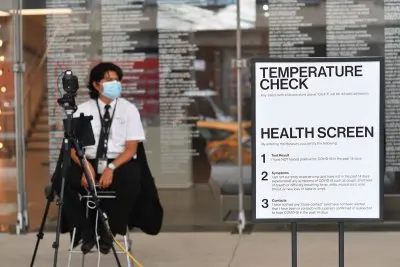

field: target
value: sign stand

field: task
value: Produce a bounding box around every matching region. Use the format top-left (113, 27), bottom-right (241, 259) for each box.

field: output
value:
top-left (339, 222), bottom-right (344, 267)
top-left (251, 57), bottom-right (384, 267)
top-left (291, 222), bottom-right (297, 267)
top-left (291, 221), bottom-right (344, 267)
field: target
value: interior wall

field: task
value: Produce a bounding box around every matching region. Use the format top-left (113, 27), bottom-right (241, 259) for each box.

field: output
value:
top-left (0, 17), bottom-right (15, 158)
top-left (22, 15), bottom-right (46, 136)
top-left (0, 14), bottom-right (46, 142)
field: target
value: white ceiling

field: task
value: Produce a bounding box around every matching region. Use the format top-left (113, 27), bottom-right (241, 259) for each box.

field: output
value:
top-left (158, 0), bottom-right (256, 31)
top-left (0, 0), bottom-right (13, 11)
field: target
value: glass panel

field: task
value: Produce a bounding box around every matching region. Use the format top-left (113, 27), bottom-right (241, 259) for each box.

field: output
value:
top-left (0, 0), bottom-right (18, 232)
top-left (22, 10), bottom-right (57, 232)
top-left (19, 0), bottom-right (257, 233)
top-left (19, 0), bottom-right (400, 233)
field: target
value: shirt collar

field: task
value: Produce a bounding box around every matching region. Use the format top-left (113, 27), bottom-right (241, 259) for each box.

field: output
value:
top-left (97, 98), bottom-right (117, 110)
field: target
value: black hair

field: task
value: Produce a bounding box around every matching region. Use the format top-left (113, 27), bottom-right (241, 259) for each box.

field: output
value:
top-left (87, 62), bottom-right (123, 99)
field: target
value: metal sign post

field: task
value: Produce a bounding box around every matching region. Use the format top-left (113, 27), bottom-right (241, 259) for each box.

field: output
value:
top-left (235, 0), bottom-right (246, 234)
top-left (12, 0), bottom-right (28, 234)
top-left (339, 222), bottom-right (344, 267)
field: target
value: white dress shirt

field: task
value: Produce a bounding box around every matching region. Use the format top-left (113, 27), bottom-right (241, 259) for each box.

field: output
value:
top-left (74, 97), bottom-right (145, 159)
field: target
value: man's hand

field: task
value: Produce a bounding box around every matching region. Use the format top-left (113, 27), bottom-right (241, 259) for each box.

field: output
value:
top-left (81, 174), bottom-right (89, 188)
top-left (81, 161), bottom-right (95, 188)
top-left (99, 168), bottom-right (113, 189)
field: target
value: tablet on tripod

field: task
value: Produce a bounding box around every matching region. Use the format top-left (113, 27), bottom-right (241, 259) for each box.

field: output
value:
top-left (62, 113), bottom-right (95, 147)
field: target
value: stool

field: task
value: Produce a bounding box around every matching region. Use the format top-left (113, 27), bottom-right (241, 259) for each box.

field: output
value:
top-left (67, 188), bottom-right (133, 267)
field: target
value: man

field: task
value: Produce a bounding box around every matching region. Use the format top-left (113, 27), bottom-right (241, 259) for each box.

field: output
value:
top-left (66, 62), bottom-right (145, 254)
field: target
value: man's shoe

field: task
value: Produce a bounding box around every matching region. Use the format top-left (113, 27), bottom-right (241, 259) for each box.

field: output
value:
top-left (99, 235), bottom-right (113, 254)
top-left (81, 238), bottom-right (96, 254)
top-left (99, 240), bottom-right (112, 254)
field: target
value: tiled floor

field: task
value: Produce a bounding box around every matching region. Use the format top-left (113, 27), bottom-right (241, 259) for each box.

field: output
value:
top-left (5, 232), bottom-right (400, 267)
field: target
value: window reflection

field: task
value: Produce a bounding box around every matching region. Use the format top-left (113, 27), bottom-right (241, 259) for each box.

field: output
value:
top-left (12, 0), bottom-right (400, 233)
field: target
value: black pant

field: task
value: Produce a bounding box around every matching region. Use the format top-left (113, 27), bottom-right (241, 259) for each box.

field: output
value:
top-left (63, 158), bottom-right (141, 237)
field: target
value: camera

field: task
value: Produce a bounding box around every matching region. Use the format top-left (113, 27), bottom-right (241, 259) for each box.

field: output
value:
top-left (57, 70), bottom-right (79, 112)
top-left (62, 70), bottom-right (79, 94)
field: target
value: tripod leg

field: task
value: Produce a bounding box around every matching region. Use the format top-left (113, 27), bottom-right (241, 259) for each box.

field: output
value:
top-left (124, 235), bottom-right (132, 267)
top-left (53, 138), bottom-right (71, 267)
top-left (111, 243), bottom-right (122, 266)
top-left (52, 176), bottom-right (65, 267)
top-left (67, 227), bottom-right (77, 267)
top-left (30, 185), bottom-right (54, 267)
top-left (98, 212), bottom-right (122, 267)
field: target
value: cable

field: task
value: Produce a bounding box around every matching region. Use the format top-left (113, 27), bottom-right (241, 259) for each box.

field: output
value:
top-left (50, 72), bottom-right (65, 123)
top-left (95, 210), bottom-right (101, 267)
top-left (84, 157), bottom-right (98, 210)
top-left (227, 233), bottom-right (243, 267)
top-left (112, 236), bottom-right (143, 267)
top-left (227, 207), bottom-right (246, 266)
top-left (82, 157), bottom-right (101, 266)
top-left (84, 158), bottom-right (143, 267)
top-left (56, 71), bottom-right (64, 97)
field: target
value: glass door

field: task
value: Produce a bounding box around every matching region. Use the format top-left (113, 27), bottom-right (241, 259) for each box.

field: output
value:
top-left (0, 0), bottom-right (26, 234)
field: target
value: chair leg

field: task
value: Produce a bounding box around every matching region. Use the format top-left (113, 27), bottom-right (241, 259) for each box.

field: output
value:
top-left (124, 235), bottom-right (132, 267)
top-left (81, 253), bottom-right (86, 267)
top-left (95, 211), bottom-right (101, 267)
top-left (127, 228), bottom-right (132, 252)
top-left (220, 195), bottom-right (224, 223)
top-left (67, 227), bottom-right (76, 267)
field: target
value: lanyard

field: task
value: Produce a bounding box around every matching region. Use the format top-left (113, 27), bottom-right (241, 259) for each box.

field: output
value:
top-left (96, 99), bottom-right (118, 157)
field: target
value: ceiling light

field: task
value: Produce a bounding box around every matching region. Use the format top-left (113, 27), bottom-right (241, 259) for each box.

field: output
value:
top-left (0, 69), bottom-right (3, 75)
top-left (0, 56), bottom-right (4, 61)
top-left (0, 8), bottom-right (73, 17)
top-left (1, 86), bottom-right (6, 93)
top-left (263, 4), bottom-right (269, 11)
top-left (0, 126), bottom-right (2, 131)
top-left (0, 40), bottom-right (3, 47)
top-left (0, 142), bottom-right (4, 149)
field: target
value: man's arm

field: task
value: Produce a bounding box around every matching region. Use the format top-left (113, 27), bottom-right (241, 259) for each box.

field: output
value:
top-left (111, 141), bottom-right (138, 168)
top-left (110, 104), bottom-right (145, 169)
top-left (69, 103), bottom-right (91, 167)
top-left (71, 148), bottom-right (81, 166)
top-left (70, 106), bottom-right (82, 166)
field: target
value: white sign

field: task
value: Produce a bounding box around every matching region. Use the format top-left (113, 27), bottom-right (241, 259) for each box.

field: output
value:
top-left (251, 57), bottom-right (383, 222)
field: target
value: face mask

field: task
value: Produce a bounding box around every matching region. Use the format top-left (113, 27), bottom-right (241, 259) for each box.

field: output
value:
top-left (102, 80), bottom-right (122, 100)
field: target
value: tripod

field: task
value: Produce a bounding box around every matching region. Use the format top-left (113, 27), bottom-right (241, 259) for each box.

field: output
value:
top-left (30, 109), bottom-right (122, 267)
